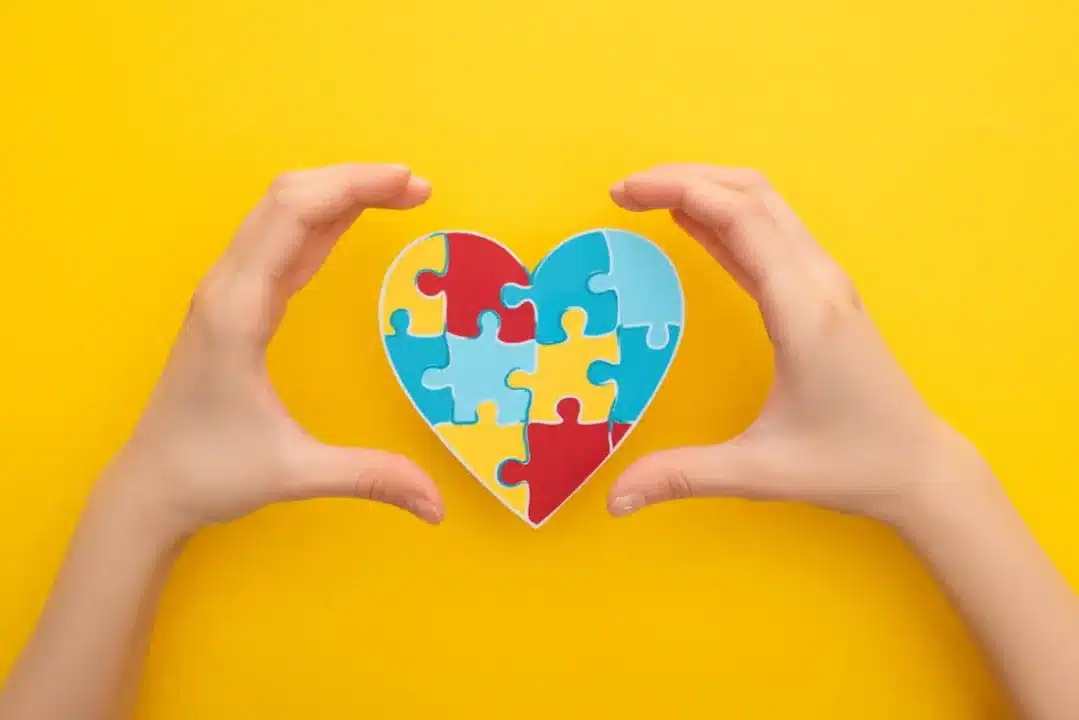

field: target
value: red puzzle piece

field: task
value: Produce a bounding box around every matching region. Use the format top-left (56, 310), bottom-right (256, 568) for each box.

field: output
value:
top-left (501, 398), bottom-right (612, 525)
top-left (611, 422), bottom-right (631, 448)
top-left (416, 231), bottom-right (535, 342)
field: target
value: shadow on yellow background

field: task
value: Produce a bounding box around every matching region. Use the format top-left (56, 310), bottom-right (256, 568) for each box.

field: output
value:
top-left (1, 1), bottom-right (1076, 717)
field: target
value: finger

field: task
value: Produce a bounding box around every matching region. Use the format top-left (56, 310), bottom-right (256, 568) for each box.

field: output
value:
top-left (607, 442), bottom-right (774, 517)
top-left (633, 164), bottom-right (811, 240)
top-left (274, 163), bottom-right (432, 220)
top-left (229, 163), bottom-right (431, 287)
top-left (611, 173), bottom-right (793, 302)
top-left (288, 444), bottom-right (445, 525)
top-left (610, 180), bottom-right (646, 211)
top-left (669, 208), bottom-right (757, 296)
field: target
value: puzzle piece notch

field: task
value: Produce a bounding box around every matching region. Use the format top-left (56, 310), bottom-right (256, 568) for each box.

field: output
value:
top-left (500, 230), bottom-right (618, 345)
top-left (416, 231), bottom-right (535, 343)
top-left (384, 309), bottom-right (453, 425)
top-left (379, 232), bottom-right (448, 337)
top-left (587, 324), bottom-right (681, 424)
top-left (434, 401), bottom-right (530, 517)
top-left (586, 229), bottom-right (684, 349)
top-left (421, 310), bottom-right (536, 426)
top-left (499, 397), bottom-right (613, 526)
top-left (506, 308), bottom-right (617, 424)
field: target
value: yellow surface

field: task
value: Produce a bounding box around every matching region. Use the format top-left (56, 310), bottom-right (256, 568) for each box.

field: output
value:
top-left (435, 403), bottom-right (530, 520)
top-left (379, 232), bottom-right (447, 336)
top-left (0, 0), bottom-right (1076, 717)
top-left (509, 309), bottom-right (619, 423)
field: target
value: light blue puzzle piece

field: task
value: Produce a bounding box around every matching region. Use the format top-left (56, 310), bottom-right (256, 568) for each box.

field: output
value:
top-left (421, 311), bottom-right (537, 425)
top-left (587, 324), bottom-right (681, 424)
top-left (384, 309), bottom-right (453, 425)
top-left (587, 229), bottom-right (683, 349)
top-left (500, 230), bottom-right (618, 345)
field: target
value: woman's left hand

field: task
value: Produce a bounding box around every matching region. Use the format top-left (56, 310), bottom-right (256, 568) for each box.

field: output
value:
top-left (104, 163), bottom-right (446, 542)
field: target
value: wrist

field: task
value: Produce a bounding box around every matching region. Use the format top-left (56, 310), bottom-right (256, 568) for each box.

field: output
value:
top-left (887, 424), bottom-right (1005, 544)
top-left (90, 458), bottom-right (198, 554)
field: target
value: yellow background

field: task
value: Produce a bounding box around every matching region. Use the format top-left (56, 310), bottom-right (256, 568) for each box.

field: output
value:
top-left (1, 0), bottom-right (1077, 717)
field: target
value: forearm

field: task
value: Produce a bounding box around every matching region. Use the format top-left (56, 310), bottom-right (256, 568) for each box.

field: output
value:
top-left (899, 470), bottom-right (1079, 719)
top-left (0, 473), bottom-right (183, 720)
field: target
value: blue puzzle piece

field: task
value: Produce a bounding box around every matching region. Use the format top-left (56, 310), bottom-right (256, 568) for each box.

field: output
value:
top-left (500, 230), bottom-right (618, 345)
top-left (421, 311), bottom-right (536, 425)
top-left (587, 324), bottom-right (681, 424)
top-left (385, 309), bottom-right (453, 425)
top-left (587, 229), bottom-right (683, 349)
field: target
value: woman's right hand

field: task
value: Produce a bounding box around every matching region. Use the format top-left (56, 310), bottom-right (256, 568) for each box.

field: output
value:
top-left (605, 165), bottom-right (1079, 720)
top-left (605, 163), bottom-right (993, 532)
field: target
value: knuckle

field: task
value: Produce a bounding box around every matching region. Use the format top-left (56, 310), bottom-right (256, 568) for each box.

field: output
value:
top-left (188, 270), bottom-right (271, 342)
top-left (267, 171), bottom-right (308, 217)
top-left (661, 468), bottom-right (695, 501)
top-left (726, 191), bottom-right (767, 219)
top-left (811, 268), bottom-right (865, 334)
top-left (735, 167), bottom-right (770, 191)
top-left (823, 263), bottom-right (863, 310)
top-left (187, 273), bottom-right (225, 323)
top-left (358, 472), bottom-right (382, 502)
top-left (268, 170), bottom-right (303, 194)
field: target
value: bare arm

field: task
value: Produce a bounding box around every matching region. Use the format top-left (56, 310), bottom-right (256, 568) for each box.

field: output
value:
top-left (0, 164), bottom-right (445, 720)
top-left (898, 471), bottom-right (1079, 718)
top-left (0, 484), bottom-right (180, 720)
top-left (605, 164), bottom-right (1079, 719)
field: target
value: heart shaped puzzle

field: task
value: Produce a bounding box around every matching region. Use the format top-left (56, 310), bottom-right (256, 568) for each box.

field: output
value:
top-left (379, 229), bottom-right (684, 527)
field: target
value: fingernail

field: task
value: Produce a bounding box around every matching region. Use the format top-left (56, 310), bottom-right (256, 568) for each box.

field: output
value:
top-left (407, 497), bottom-right (444, 525)
top-left (409, 175), bottom-right (432, 192)
top-left (611, 180), bottom-right (627, 194)
top-left (387, 163), bottom-right (411, 173)
top-left (610, 494), bottom-right (645, 517)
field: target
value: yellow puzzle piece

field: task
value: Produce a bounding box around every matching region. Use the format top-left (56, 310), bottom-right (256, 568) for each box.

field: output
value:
top-left (435, 402), bottom-right (530, 517)
top-left (507, 308), bottom-right (617, 423)
top-left (379, 232), bottom-right (447, 336)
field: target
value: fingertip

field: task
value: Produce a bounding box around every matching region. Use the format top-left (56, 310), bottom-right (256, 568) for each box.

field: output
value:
top-left (608, 492), bottom-right (646, 518)
top-left (407, 174), bottom-right (433, 200)
top-left (617, 174), bottom-right (687, 212)
top-left (606, 455), bottom-right (660, 517)
top-left (406, 496), bottom-right (446, 525)
top-left (377, 454), bottom-right (446, 525)
top-left (610, 179), bottom-right (646, 211)
top-left (383, 175), bottom-right (433, 210)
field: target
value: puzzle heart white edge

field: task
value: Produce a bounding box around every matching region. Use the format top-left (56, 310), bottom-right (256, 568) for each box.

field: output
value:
top-left (378, 228), bottom-right (686, 529)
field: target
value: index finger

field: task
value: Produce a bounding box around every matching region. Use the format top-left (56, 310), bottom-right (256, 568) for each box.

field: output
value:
top-left (611, 171), bottom-right (793, 302)
top-left (227, 163), bottom-right (431, 283)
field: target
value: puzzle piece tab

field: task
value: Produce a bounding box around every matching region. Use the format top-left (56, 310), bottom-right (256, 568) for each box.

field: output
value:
top-left (435, 402), bottom-right (529, 517)
top-left (379, 232), bottom-right (447, 336)
top-left (587, 229), bottom-right (683, 349)
top-left (587, 324), bottom-right (680, 424)
top-left (506, 308), bottom-right (616, 424)
top-left (384, 309), bottom-right (453, 425)
top-left (416, 231), bottom-right (535, 343)
top-left (421, 311), bottom-right (536, 425)
top-left (500, 230), bottom-right (617, 345)
top-left (499, 398), bottom-right (612, 526)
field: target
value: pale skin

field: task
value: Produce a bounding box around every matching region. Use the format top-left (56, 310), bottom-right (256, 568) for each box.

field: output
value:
top-left (0, 163), bottom-right (1075, 719)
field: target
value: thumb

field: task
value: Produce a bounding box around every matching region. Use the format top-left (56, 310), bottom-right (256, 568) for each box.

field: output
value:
top-left (607, 440), bottom-right (774, 517)
top-left (291, 444), bottom-right (445, 525)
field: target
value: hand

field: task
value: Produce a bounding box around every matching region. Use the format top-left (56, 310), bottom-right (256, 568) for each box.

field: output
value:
top-left (606, 164), bottom-right (993, 529)
top-left (103, 163), bottom-right (445, 541)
